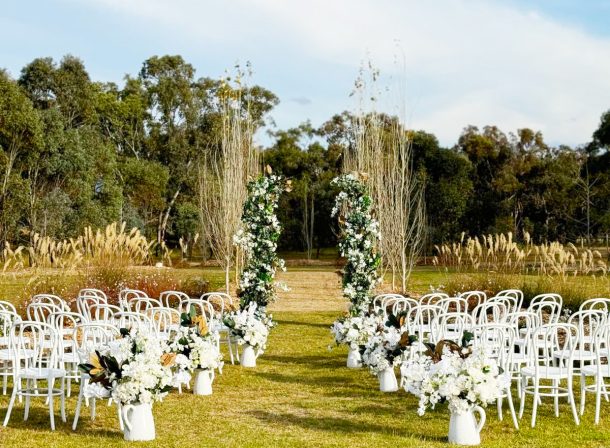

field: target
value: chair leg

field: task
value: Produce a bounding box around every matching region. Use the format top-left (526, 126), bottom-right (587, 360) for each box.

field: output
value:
top-left (60, 379), bottom-right (66, 423)
top-left (580, 373), bottom-right (586, 416)
top-left (73, 386), bottom-right (83, 430)
top-left (3, 383), bottom-right (18, 427)
top-left (117, 404), bottom-right (124, 430)
top-left (24, 379), bottom-right (32, 421)
top-left (91, 397), bottom-right (96, 420)
top-left (568, 377), bottom-right (580, 425)
top-left (48, 382), bottom-right (55, 431)
top-left (497, 396), bottom-right (503, 421)
top-left (506, 388), bottom-right (519, 430)
top-left (553, 379), bottom-right (559, 417)
top-left (531, 381), bottom-right (540, 428)
top-left (518, 377), bottom-right (526, 420)
top-left (595, 377), bottom-right (603, 424)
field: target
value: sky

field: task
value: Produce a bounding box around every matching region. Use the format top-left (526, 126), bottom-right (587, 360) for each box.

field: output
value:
top-left (2, 0), bottom-right (610, 147)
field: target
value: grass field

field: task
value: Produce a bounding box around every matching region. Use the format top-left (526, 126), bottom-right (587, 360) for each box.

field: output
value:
top-left (1, 267), bottom-right (610, 447)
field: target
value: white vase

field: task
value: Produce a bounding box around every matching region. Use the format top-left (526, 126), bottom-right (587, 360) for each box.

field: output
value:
top-left (193, 369), bottom-right (214, 395)
top-left (346, 348), bottom-right (362, 368)
top-left (121, 402), bottom-right (155, 441)
top-left (448, 406), bottom-right (486, 446)
top-left (240, 344), bottom-right (257, 367)
top-left (378, 367), bottom-right (398, 392)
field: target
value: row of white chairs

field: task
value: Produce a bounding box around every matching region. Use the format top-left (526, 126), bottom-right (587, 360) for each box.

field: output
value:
top-left (389, 291), bottom-right (610, 428)
top-left (0, 288), bottom-right (241, 431)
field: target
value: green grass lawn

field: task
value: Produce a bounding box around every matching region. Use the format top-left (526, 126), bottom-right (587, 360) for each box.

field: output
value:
top-left (1, 266), bottom-right (610, 446)
top-left (2, 310), bottom-right (610, 447)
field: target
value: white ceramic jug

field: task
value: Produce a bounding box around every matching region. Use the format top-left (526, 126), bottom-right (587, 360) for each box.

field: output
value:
top-left (193, 369), bottom-right (214, 395)
top-left (378, 367), bottom-right (398, 392)
top-left (121, 402), bottom-right (155, 441)
top-left (240, 344), bottom-right (257, 367)
top-left (448, 406), bottom-right (486, 446)
top-left (346, 348), bottom-right (362, 368)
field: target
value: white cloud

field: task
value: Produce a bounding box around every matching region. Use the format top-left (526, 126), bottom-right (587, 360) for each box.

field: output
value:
top-left (81, 0), bottom-right (610, 146)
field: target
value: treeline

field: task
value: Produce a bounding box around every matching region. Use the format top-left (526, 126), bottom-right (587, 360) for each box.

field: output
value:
top-left (1, 54), bottom-right (609, 256)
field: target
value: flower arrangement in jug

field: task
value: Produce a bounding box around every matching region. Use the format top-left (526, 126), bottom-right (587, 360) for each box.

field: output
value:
top-left (167, 305), bottom-right (223, 385)
top-left (223, 302), bottom-right (274, 353)
top-left (361, 312), bottom-right (414, 375)
top-left (78, 327), bottom-right (175, 405)
top-left (331, 313), bottom-right (379, 350)
top-left (401, 338), bottom-right (507, 415)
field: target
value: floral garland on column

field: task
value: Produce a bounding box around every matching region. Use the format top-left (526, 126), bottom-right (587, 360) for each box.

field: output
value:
top-left (233, 170), bottom-right (291, 311)
top-left (331, 173), bottom-right (381, 315)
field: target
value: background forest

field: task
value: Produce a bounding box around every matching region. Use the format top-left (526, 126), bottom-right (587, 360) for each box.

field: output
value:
top-left (1, 54), bottom-right (610, 259)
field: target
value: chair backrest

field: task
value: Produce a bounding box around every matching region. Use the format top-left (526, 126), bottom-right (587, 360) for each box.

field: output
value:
top-left (431, 312), bottom-right (474, 343)
top-left (49, 311), bottom-right (82, 331)
top-left (504, 311), bottom-right (541, 337)
top-left (529, 293), bottom-right (562, 309)
top-left (89, 303), bottom-right (121, 325)
top-left (160, 291), bottom-right (190, 309)
top-left (409, 305), bottom-right (443, 339)
top-left (131, 297), bottom-right (163, 314)
top-left (31, 294), bottom-right (69, 311)
top-left (72, 323), bottom-right (120, 363)
top-left (418, 292), bottom-right (449, 306)
top-left (529, 300), bottom-right (562, 325)
top-left (76, 295), bottom-right (105, 321)
top-left (0, 310), bottom-right (20, 341)
top-left (437, 297), bottom-right (469, 314)
top-left (496, 289), bottom-right (524, 310)
top-left (488, 296), bottom-right (519, 315)
top-left (474, 323), bottom-right (517, 369)
top-left (148, 307), bottom-right (181, 335)
top-left (579, 298), bottom-right (610, 312)
top-left (9, 321), bottom-right (60, 372)
top-left (567, 309), bottom-right (607, 347)
top-left (527, 323), bottom-right (578, 377)
top-left (0, 300), bottom-right (18, 315)
top-left (114, 311), bottom-right (154, 332)
top-left (78, 289), bottom-right (108, 301)
top-left (183, 299), bottom-right (215, 324)
top-left (472, 301), bottom-right (507, 325)
top-left (459, 291), bottom-right (486, 310)
top-left (392, 297), bottom-right (418, 316)
top-left (118, 289), bottom-right (148, 309)
top-left (380, 296), bottom-right (403, 317)
top-left (27, 302), bottom-right (63, 323)
top-left (201, 292), bottom-right (234, 316)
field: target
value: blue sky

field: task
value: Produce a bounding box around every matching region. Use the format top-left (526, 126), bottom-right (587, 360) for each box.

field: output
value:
top-left (2, 0), bottom-right (610, 147)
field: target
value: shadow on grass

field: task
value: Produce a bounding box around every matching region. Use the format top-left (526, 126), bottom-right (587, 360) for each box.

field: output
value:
top-left (274, 319), bottom-right (332, 329)
top-left (263, 354), bottom-right (346, 370)
top-left (2, 406), bottom-right (121, 438)
top-left (247, 409), bottom-right (447, 441)
top-left (254, 371), bottom-right (368, 390)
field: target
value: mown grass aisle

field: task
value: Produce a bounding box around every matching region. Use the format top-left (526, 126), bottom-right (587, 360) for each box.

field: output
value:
top-left (1, 269), bottom-right (610, 447)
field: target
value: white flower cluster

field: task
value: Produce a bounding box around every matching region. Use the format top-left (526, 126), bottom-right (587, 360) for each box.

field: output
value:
top-left (84, 327), bottom-right (174, 405)
top-left (330, 314), bottom-right (378, 350)
top-left (401, 348), bottom-right (508, 416)
top-left (167, 326), bottom-right (223, 385)
top-left (361, 324), bottom-right (405, 375)
top-left (224, 303), bottom-right (272, 353)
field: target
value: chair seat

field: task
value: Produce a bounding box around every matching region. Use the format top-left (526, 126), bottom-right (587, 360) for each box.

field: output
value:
top-left (21, 367), bottom-right (66, 379)
top-left (60, 353), bottom-right (81, 364)
top-left (581, 364), bottom-right (610, 377)
top-left (554, 349), bottom-right (596, 361)
top-left (0, 348), bottom-right (35, 360)
top-left (522, 366), bottom-right (570, 379)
